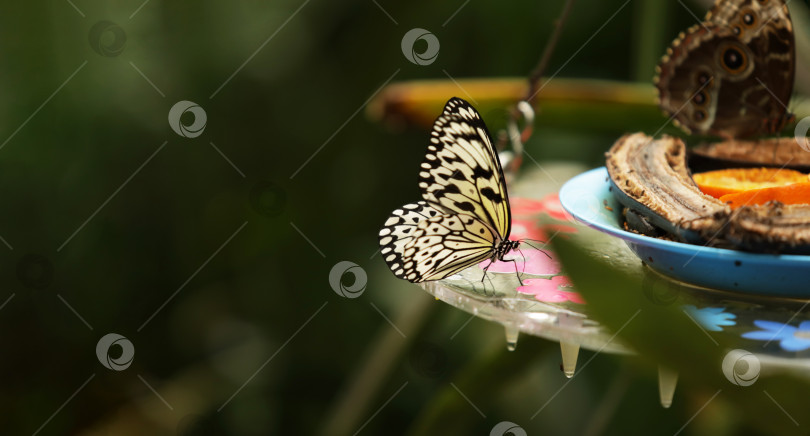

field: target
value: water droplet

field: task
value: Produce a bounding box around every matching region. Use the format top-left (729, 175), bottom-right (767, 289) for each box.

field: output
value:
top-left (560, 342), bottom-right (580, 378)
top-left (504, 324), bottom-right (519, 351)
top-left (658, 366), bottom-right (678, 408)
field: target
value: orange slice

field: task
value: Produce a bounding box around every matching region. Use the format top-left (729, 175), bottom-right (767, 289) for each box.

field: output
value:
top-left (719, 182), bottom-right (810, 209)
top-left (692, 168), bottom-right (809, 199)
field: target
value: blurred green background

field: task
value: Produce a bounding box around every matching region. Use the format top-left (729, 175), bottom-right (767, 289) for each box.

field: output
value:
top-left (0, 0), bottom-right (808, 435)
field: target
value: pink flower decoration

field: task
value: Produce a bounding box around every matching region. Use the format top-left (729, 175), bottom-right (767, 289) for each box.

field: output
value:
top-left (510, 218), bottom-right (546, 242)
top-left (537, 193), bottom-right (575, 222)
top-left (509, 196), bottom-right (579, 240)
top-left (481, 247), bottom-right (561, 276)
top-left (480, 196), bottom-right (582, 277)
top-left (518, 276), bottom-right (585, 304)
top-left (510, 197), bottom-right (546, 216)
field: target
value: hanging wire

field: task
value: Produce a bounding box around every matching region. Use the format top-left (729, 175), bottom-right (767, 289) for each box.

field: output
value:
top-left (497, 0), bottom-right (576, 177)
top-left (503, 101), bottom-right (534, 175)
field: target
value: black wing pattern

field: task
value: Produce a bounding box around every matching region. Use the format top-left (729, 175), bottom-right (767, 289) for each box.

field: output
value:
top-left (418, 98), bottom-right (511, 239)
top-left (379, 97), bottom-right (516, 283)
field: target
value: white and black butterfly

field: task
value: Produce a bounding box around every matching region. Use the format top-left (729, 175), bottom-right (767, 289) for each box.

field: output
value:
top-left (378, 97), bottom-right (520, 283)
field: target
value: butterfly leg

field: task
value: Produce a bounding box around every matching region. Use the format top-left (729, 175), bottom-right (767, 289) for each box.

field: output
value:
top-left (503, 257), bottom-right (524, 286)
top-left (480, 259), bottom-right (494, 283)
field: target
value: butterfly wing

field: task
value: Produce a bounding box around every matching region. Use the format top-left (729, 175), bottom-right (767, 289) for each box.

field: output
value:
top-left (418, 97), bottom-right (512, 240)
top-left (378, 201), bottom-right (445, 281)
top-left (656, 24), bottom-right (736, 136)
top-left (656, 0), bottom-right (794, 137)
top-left (380, 97), bottom-right (517, 283)
top-left (400, 213), bottom-right (498, 282)
top-left (706, 0), bottom-right (790, 37)
top-left (706, 0), bottom-right (794, 114)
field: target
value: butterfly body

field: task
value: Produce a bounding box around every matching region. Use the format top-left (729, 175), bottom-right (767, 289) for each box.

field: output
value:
top-left (379, 98), bottom-right (519, 283)
top-left (655, 0), bottom-right (794, 138)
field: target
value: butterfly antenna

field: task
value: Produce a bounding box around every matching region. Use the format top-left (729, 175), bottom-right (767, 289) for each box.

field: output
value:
top-left (522, 240), bottom-right (543, 250)
top-left (522, 238), bottom-right (543, 246)
top-left (521, 239), bottom-right (554, 260)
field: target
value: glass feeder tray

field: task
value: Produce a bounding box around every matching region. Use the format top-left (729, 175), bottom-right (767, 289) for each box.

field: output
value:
top-left (417, 164), bottom-right (810, 407)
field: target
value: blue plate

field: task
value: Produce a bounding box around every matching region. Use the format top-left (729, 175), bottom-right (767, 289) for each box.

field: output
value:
top-left (559, 167), bottom-right (810, 297)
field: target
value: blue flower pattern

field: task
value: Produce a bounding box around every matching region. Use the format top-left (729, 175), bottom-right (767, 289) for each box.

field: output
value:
top-left (683, 305), bottom-right (736, 332)
top-left (742, 320), bottom-right (810, 352)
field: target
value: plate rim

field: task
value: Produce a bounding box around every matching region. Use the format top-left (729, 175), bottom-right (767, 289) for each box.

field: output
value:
top-left (558, 167), bottom-right (810, 263)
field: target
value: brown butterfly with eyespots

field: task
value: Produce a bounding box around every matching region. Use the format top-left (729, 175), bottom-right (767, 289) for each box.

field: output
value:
top-left (655, 0), bottom-right (795, 139)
